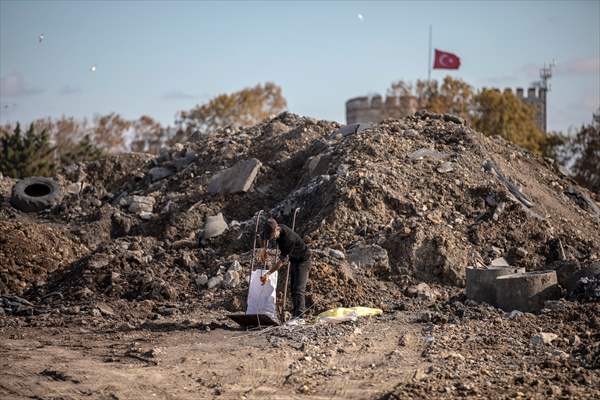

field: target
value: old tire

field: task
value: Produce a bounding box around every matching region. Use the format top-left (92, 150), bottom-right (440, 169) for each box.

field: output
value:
top-left (10, 177), bottom-right (63, 212)
top-left (466, 266), bottom-right (525, 305)
top-left (495, 271), bottom-right (560, 313)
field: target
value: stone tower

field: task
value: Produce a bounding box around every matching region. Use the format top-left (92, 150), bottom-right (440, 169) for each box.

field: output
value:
top-left (516, 87), bottom-right (547, 133)
top-left (346, 95), bottom-right (418, 125)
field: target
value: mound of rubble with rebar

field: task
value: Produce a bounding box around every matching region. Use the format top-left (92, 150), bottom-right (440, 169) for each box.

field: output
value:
top-left (1, 111), bottom-right (599, 323)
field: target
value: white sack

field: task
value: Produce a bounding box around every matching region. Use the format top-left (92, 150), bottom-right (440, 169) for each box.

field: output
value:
top-left (246, 269), bottom-right (278, 319)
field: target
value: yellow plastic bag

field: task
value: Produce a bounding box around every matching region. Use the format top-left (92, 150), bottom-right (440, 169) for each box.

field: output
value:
top-left (316, 307), bottom-right (383, 324)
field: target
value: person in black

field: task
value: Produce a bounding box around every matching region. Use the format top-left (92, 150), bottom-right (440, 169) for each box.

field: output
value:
top-left (259, 217), bottom-right (311, 318)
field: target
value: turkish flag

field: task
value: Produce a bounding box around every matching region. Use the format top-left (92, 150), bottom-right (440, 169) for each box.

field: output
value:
top-left (433, 49), bottom-right (461, 69)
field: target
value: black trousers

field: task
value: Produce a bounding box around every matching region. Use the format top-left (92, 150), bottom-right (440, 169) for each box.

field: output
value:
top-left (290, 259), bottom-right (311, 317)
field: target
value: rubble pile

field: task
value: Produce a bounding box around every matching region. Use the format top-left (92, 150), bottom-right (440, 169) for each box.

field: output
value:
top-left (0, 111), bottom-right (599, 319)
top-left (384, 299), bottom-right (600, 398)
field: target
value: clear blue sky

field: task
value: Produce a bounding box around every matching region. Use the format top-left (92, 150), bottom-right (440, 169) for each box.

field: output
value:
top-left (1, 0), bottom-right (598, 132)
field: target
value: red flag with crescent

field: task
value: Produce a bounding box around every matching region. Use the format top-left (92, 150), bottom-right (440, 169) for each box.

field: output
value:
top-left (433, 49), bottom-right (461, 69)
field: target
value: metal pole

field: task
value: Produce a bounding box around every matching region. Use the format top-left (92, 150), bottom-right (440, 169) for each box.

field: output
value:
top-left (250, 210), bottom-right (263, 272)
top-left (280, 208), bottom-right (300, 322)
top-left (427, 25), bottom-right (432, 83)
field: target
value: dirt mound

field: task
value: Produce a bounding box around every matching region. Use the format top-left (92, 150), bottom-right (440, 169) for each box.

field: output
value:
top-left (0, 220), bottom-right (88, 296)
top-left (1, 111), bottom-right (599, 317)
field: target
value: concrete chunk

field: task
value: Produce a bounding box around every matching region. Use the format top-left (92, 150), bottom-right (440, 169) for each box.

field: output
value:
top-left (347, 244), bottom-right (389, 273)
top-left (466, 266), bottom-right (525, 305)
top-left (207, 159), bottom-right (261, 194)
top-left (495, 270), bottom-right (560, 313)
top-left (148, 167), bottom-right (174, 182)
top-left (203, 213), bottom-right (227, 240)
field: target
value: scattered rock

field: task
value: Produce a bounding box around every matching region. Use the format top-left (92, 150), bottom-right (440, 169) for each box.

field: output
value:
top-left (347, 243), bottom-right (389, 273)
top-left (436, 162), bottom-right (455, 173)
top-left (202, 213), bottom-right (228, 240)
top-left (223, 271), bottom-right (240, 288)
top-left (207, 276), bottom-right (223, 290)
top-left (406, 283), bottom-right (438, 301)
top-left (195, 274), bottom-right (209, 287)
top-left (148, 167), bottom-right (174, 182)
top-left (328, 249), bottom-right (345, 260)
top-left (128, 195), bottom-right (155, 215)
top-left (531, 332), bottom-right (558, 346)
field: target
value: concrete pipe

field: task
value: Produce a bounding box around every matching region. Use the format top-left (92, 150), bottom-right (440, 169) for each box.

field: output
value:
top-left (495, 270), bottom-right (560, 313)
top-left (466, 266), bottom-right (525, 305)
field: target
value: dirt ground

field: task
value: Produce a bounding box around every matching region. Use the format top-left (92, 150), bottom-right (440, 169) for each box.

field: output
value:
top-left (0, 312), bottom-right (425, 400)
top-left (1, 302), bottom-right (598, 400)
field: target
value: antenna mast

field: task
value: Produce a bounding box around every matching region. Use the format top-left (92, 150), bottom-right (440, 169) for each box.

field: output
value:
top-left (538, 60), bottom-right (556, 91)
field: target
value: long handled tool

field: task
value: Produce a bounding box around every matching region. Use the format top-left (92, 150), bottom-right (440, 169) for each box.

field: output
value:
top-left (280, 208), bottom-right (300, 322)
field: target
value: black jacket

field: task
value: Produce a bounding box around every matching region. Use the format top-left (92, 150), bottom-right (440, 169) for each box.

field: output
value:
top-left (276, 224), bottom-right (309, 262)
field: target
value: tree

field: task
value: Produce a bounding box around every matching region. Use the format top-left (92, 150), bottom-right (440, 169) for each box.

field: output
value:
top-left (91, 113), bottom-right (131, 153)
top-left (0, 123), bottom-right (56, 178)
top-left (130, 115), bottom-right (166, 154)
top-left (427, 76), bottom-right (474, 120)
top-left (59, 134), bottom-right (105, 165)
top-left (473, 89), bottom-right (546, 154)
top-left (177, 82), bottom-right (287, 135)
top-left (387, 76), bottom-right (473, 121)
top-left (566, 113), bottom-right (600, 194)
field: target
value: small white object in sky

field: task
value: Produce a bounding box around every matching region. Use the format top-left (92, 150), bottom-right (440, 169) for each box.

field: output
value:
top-left (357, 13), bottom-right (364, 21)
top-left (90, 64), bottom-right (97, 72)
top-left (38, 33), bottom-right (44, 43)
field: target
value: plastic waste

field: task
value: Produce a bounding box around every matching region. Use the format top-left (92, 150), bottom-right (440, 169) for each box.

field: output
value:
top-left (316, 306), bottom-right (383, 324)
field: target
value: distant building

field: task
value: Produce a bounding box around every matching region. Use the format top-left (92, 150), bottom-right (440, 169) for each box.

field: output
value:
top-left (500, 87), bottom-right (548, 133)
top-left (345, 86), bottom-right (548, 133)
top-left (346, 95), bottom-right (418, 126)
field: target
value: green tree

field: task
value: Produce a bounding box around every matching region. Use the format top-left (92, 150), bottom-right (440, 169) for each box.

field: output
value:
top-left (177, 82), bottom-right (287, 135)
top-left (567, 115), bottom-right (600, 194)
top-left (473, 89), bottom-right (546, 154)
top-left (0, 123), bottom-right (56, 178)
top-left (59, 134), bottom-right (105, 165)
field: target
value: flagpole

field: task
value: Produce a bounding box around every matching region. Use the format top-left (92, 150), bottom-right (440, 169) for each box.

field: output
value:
top-left (427, 25), bottom-right (432, 83)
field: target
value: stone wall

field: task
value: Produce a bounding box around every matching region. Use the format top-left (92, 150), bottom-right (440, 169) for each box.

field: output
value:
top-left (346, 86), bottom-right (547, 133)
top-left (346, 95), bottom-right (418, 125)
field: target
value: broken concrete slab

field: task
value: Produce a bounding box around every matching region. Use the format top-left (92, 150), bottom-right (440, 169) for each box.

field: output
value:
top-left (347, 243), bottom-right (389, 273)
top-left (202, 213), bottom-right (227, 240)
top-left (337, 123), bottom-right (372, 137)
top-left (207, 159), bottom-right (261, 195)
top-left (483, 160), bottom-right (534, 208)
top-left (565, 186), bottom-right (600, 220)
top-left (490, 257), bottom-right (510, 267)
top-left (148, 167), bottom-right (174, 182)
top-left (495, 270), bottom-right (560, 313)
top-left (128, 195), bottom-right (155, 215)
top-left (466, 266), bottom-right (525, 305)
top-left (307, 153), bottom-right (332, 177)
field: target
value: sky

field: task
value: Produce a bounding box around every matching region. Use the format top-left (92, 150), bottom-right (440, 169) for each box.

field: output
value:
top-left (0, 0), bottom-right (599, 133)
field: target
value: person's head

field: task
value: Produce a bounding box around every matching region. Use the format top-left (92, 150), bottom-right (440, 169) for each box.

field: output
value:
top-left (262, 217), bottom-right (281, 240)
